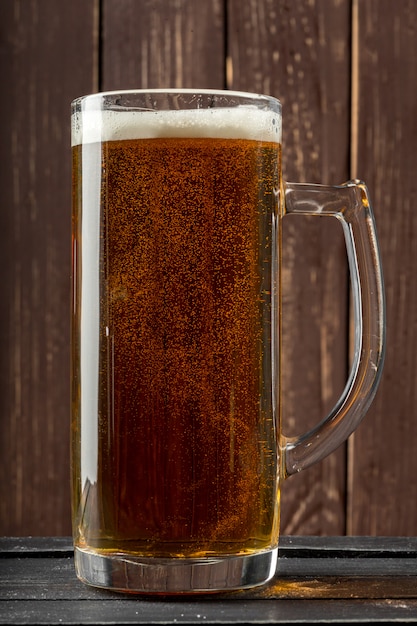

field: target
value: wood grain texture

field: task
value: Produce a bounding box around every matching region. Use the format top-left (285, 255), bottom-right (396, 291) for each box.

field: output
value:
top-left (101, 0), bottom-right (225, 90)
top-left (228, 0), bottom-right (351, 535)
top-left (348, 0), bottom-right (417, 535)
top-left (1, 0), bottom-right (415, 539)
top-left (0, 0), bottom-right (98, 535)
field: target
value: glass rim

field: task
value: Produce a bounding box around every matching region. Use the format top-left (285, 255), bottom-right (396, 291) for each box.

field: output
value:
top-left (71, 88), bottom-right (282, 110)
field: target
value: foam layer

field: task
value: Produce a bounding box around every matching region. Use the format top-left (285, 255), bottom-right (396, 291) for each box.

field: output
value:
top-left (71, 106), bottom-right (281, 146)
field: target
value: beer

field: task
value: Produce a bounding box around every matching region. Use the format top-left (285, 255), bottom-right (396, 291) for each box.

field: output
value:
top-left (71, 108), bottom-right (282, 560)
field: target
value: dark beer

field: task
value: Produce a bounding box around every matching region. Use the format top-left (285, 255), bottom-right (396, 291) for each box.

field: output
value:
top-left (72, 123), bottom-right (281, 559)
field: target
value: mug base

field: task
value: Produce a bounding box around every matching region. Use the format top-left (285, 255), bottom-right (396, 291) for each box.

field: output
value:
top-left (74, 546), bottom-right (278, 594)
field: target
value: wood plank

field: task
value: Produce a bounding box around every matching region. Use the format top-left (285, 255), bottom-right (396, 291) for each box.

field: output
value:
top-left (2, 599), bottom-right (417, 625)
top-left (2, 535), bottom-right (417, 556)
top-left (101, 0), bottom-right (225, 90)
top-left (0, 0), bottom-right (98, 536)
top-left (0, 536), bottom-right (74, 555)
top-left (349, 0), bottom-right (417, 535)
top-left (2, 556), bottom-right (417, 600)
top-left (228, 0), bottom-right (351, 535)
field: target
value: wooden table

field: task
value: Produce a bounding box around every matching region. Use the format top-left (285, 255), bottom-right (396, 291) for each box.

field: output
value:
top-left (1, 536), bottom-right (417, 624)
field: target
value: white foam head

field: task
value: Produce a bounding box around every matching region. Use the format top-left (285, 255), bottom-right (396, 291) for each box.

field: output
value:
top-left (71, 106), bottom-right (281, 146)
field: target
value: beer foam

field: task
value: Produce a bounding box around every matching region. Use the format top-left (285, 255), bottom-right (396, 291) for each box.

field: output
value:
top-left (71, 107), bottom-right (281, 146)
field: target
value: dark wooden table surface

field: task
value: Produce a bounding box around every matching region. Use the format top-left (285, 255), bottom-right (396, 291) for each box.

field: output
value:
top-left (1, 536), bottom-right (417, 624)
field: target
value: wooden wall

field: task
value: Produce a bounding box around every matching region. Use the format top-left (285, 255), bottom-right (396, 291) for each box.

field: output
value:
top-left (1, 0), bottom-right (416, 537)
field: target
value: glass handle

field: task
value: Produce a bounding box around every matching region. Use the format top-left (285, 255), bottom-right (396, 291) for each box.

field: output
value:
top-left (282, 180), bottom-right (386, 476)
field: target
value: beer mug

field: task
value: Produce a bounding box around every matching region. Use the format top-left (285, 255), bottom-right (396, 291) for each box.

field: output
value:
top-left (71, 89), bottom-right (385, 593)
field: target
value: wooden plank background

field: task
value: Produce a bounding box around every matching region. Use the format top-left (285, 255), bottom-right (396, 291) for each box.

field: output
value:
top-left (0, 0), bottom-right (415, 538)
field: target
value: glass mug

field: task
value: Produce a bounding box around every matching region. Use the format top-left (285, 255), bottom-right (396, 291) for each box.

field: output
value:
top-left (71, 89), bottom-right (385, 594)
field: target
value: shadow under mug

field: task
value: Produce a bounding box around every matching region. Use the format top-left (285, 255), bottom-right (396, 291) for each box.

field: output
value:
top-left (71, 89), bottom-right (385, 594)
